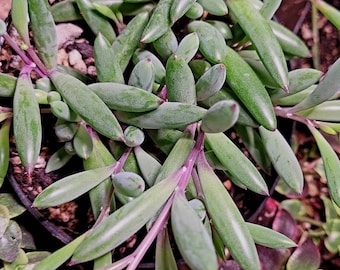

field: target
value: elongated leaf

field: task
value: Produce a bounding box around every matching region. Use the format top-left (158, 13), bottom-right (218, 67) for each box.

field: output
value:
top-left (70, 171), bottom-right (181, 263)
top-left (73, 124), bottom-right (93, 159)
top-left (112, 11), bottom-right (149, 71)
top-left (0, 119), bottom-right (10, 187)
top-left (290, 58), bottom-right (340, 113)
top-left (11, 0), bottom-right (30, 44)
top-left (155, 228), bottom-right (178, 270)
top-left (28, 0), bottom-right (58, 69)
top-left (0, 73), bottom-right (16, 97)
top-left (311, 0), bottom-right (340, 30)
top-left (115, 102), bottom-right (206, 129)
top-left (94, 33), bottom-right (124, 83)
top-left (77, 0), bottom-right (116, 43)
top-left (45, 146), bottom-right (73, 173)
top-left (247, 223), bottom-right (296, 248)
top-left (197, 151), bottom-right (260, 270)
top-left (134, 146), bottom-right (162, 187)
top-left (128, 58), bottom-right (155, 92)
top-left (176, 32), bottom-right (199, 63)
top-left (205, 132), bottom-right (269, 195)
top-left (226, 0), bottom-right (289, 89)
top-left (309, 126), bottom-right (340, 207)
top-left (296, 100), bottom-right (340, 121)
top-left (171, 191), bottom-right (218, 270)
top-left (34, 234), bottom-right (86, 270)
top-left (13, 73), bottom-right (42, 174)
top-left (166, 54), bottom-right (196, 104)
top-left (83, 131), bottom-right (116, 219)
top-left (33, 164), bottom-right (116, 208)
top-left (153, 29), bottom-right (178, 61)
top-left (89, 82), bottom-right (162, 112)
top-left (50, 70), bottom-right (124, 141)
top-left (259, 126), bottom-right (304, 194)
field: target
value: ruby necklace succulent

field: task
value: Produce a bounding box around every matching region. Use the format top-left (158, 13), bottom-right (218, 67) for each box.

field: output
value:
top-left (0, 0), bottom-right (340, 269)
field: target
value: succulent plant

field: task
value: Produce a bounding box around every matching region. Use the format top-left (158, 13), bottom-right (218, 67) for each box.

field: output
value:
top-left (0, 0), bottom-right (340, 269)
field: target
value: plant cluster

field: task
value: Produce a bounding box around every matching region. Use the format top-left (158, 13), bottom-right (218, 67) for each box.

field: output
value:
top-left (0, 0), bottom-right (340, 269)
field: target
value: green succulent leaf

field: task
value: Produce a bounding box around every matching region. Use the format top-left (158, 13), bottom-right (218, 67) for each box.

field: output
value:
top-left (247, 223), bottom-right (297, 248)
top-left (33, 164), bottom-right (116, 208)
top-left (171, 191), bottom-right (218, 270)
top-left (71, 171), bottom-right (181, 263)
top-left (259, 126), bottom-right (304, 194)
top-left (197, 151), bottom-right (260, 270)
top-left (309, 126), bottom-right (340, 208)
top-left (28, 0), bottom-right (58, 69)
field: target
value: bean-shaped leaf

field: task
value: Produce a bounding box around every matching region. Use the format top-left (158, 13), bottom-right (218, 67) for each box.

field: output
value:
top-left (155, 228), bottom-right (178, 270)
top-left (259, 126), bottom-right (304, 194)
top-left (289, 58), bottom-right (340, 113)
top-left (112, 11), bottom-right (149, 71)
top-left (13, 73), bottom-right (42, 174)
top-left (89, 82), bottom-right (162, 112)
top-left (55, 121), bottom-right (78, 142)
top-left (28, 0), bottom-right (58, 69)
top-left (188, 20), bottom-right (227, 64)
top-left (141, 0), bottom-right (172, 43)
top-left (33, 164), bottom-right (116, 208)
top-left (205, 132), bottom-right (269, 195)
top-left (0, 73), bottom-right (16, 97)
top-left (246, 223), bottom-right (296, 248)
top-left (166, 54), bottom-right (196, 104)
top-left (197, 151), bottom-right (260, 270)
top-left (171, 191), bottom-right (218, 270)
top-left (34, 234), bottom-right (86, 270)
top-left (124, 126), bottom-right (145, 147)
top-left (45, 146), bottom-right (73, 173)
top-left (226, 0), bottom-right (289, 90)
top-left (112, 171), bottom-right (145, 197)
top-left (115, 102), bottom-right (206, 129)
top-left (73, 124), bottom-right (93, 159)
top-left (201, 100), bottom-right (239, 133)
top-left (153, 29), bottom-right (178, 61)
top-left (197, 0), bottom-right (228, 16)
top-left (176, 32), bottom-right (199, 63)
top-left (76, 0), bottom-right (115, 43)
top-left (223, 45), bottom-right (277, 130)
top-left (50, 100), bottom-right (80, 122)
top-left (196, 64), bottom-right (226, 101)
top-left (185, 2), bottom-right (203, 19)
top-left (70, 171), bottom-right (181, 263)
top-left (206, 20), bottom-right (233, 40)
top-left (200, 87), bottom-right (259, 128)
top-left (11, 0), bottom-right (30, 44)
top-left (170, 0), bottom-right (196, 23)
top-left (0, 119), bottom-right (10, 187)
top-left (309, 126), bottom-right (340, 207)
top-left (94, 33), bottom-right (124, 83)
top-left (128, 58), bottom-right (155, 92)
top-left (49, 70), bottom-right (124, 141)
top-left (133, 49), bottom-right (166, 84)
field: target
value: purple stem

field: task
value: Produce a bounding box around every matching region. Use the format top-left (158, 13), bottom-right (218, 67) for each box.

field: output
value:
top-left (26, 47), bottom-right (49, 76)
top-left (191, 168), bottom-right (204, 198)
top-left (126, 192), bottom-right (175, 270)
top-left (3, 33), bottom-right (33, 66)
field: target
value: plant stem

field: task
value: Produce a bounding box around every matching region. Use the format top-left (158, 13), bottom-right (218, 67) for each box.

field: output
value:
top-left (126, 192), bottom-right (175, 270)
top-left (297, 216), bottom-right (324, 227)
top-left (311, 2), bottom-right (321, 70)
